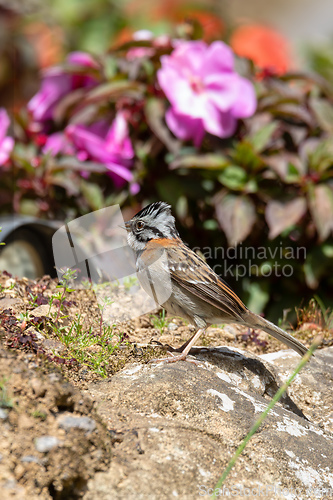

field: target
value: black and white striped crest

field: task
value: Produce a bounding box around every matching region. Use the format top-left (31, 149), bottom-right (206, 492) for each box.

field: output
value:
top-left (125, 201), bottom-right (180, 250)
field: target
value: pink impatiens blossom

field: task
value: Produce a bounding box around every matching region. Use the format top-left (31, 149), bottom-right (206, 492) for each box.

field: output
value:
top-left (157, 40), bottom-right (257, 146)
top-left (28, 52), bottom-right (99, 123)
top-left (0, 109), bottom-right (14, 165)
top-left (43, 131), bottom-right (76, 156)
top-left (66, 112), bottom-right (135, 187)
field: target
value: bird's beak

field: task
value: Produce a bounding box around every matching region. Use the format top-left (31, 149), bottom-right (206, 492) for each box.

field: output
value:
top-left (121, 221), bottom-right (131, 232)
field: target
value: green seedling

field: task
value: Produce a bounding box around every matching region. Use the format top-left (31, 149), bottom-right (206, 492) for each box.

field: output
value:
top-left (151, 309), bottom-right (169, 334)
top-left (49, 267), bottom-right (77, 323)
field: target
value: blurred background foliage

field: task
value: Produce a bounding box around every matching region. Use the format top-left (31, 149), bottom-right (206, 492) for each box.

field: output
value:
top-left (1, 0), bottom-right (333, 323)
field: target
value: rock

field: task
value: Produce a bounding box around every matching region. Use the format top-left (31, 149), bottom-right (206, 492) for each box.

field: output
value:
top-left (42, 339), bottom-right (66, 353)
top-left (57, 415), bottom-right (96, 434)
top-left (34, 436), bottom-right (60, 453)
top-left (0, 408), bottom-right (8, 419)
top-left (260, 346), bottom-right (333, 432)
top-left (20, 456), bottom-right (41, 464)
top-left (29, 304), bottom-right (56, 318)
top-left (4, 278), bottom-right (15, 289)
top-left (29, 378), bottom-right (46, 398)
top-left (85, 347), bottom-right (333, 500)
top-left (0, 297), bottom-right (22, 311)
top-left (167, 322), bottom-right (178, 332)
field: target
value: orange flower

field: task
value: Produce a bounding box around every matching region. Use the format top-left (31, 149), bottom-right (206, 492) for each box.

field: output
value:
top-left (176, 10), bottom-right (224, 41)
top-left (111, 27), bottom-right (134, 48)
top-left (124, 0), bottom-right (223, 41)
top-left (230, 24), bottom-right (292, 75)
top-left (24, 22), bottom-right (64, 68)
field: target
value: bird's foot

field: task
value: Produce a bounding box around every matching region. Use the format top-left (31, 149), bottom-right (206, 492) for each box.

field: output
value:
top-left (149, 350), bottom-right (200, 365)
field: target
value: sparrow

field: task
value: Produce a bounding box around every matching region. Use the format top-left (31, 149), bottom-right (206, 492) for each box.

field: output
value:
top-left (125, 201), bottom-right (308, 363)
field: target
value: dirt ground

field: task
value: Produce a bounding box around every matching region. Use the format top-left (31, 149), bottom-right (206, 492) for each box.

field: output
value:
top-left (0, 271), bottom-right (331, 498)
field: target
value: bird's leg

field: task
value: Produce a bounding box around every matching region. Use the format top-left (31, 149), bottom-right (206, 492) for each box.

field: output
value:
top-left (149, 329), bottom-right (205, 364)
top-left (165, 333), bottom-right (196, 352)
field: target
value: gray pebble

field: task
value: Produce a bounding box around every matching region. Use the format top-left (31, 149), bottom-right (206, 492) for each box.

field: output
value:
top-left (167, 322), bottom-right (178, 331)
top-left (0, 408), bottom-right (8, 419)
top-left (21, 455), bottom-right (41, 464)
top-left (57, 415), bottom-right (96, 434)
top-left (35, 436), bottom-right (59, 453)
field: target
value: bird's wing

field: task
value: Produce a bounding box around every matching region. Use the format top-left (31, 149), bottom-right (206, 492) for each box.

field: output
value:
top-left (165, 242), bottom-right (247, 321)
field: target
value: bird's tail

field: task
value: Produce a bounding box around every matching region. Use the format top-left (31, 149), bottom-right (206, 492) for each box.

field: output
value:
top-left (243, 310), bottom-right (308, 357)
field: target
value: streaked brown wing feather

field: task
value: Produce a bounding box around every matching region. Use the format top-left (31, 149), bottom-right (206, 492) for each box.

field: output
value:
top-left (166, 243), bottom-right (247, 321)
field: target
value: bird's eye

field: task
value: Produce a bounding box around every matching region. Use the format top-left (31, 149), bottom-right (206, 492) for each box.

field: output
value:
top-left (136, 220), bottom-right (145, 230)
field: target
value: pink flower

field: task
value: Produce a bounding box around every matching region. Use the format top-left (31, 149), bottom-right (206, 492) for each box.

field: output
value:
top-left (157, 40), bottom-right (257, 146)
top-left (66, 112), bottom-right (135, 187)
top-left (0, 109), bottom-right (14, 165)
top-left (43, 131), bottom-right (75, 156)
top-left (28, 52), bottom-right (99, 123)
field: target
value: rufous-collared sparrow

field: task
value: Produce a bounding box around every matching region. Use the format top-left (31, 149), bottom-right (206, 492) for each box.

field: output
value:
top-left (125, 201), bottom-right (308, 363)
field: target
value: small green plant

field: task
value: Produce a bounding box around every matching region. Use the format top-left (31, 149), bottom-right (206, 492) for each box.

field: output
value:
top-left (277, 308), bottom-right (292, 330)
top-left (27, 292), bottom-right (39, 307)
top-left (314, 295), bottom-right (333, 330)
top-left (123, 275), bottom-right (139, 291)
top-left (59, 321), bottom-right (124, 378)
top-left (18, 311), bottom-right (30, 322)
top-left (31, 409), bottom-right (47, 420)
top-left (49, 303), bottom-right (125, 378)
top-left (151, 309), bottom-right (169, 334)
top-left (0, 377), bottom-right (13, 409)
top-left (97, 296), bottom-right (114, 336)
top-left (296, 297), bottom-right (333, 331)
top-left (43, 272), bottom-right (126, 377)
top-left (0, 277), bottom-right (15, 294)
top-left (49, 267), bottom-right (77, 323)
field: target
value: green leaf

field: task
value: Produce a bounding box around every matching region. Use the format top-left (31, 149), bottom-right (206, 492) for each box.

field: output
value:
top-left (156, 176), bottom-right (203, 207)
top-left (103, 56), bottom-right (118, 80)
top-left (84, 80), bottom-right (145, 104)
top-left (310, 97), bottom-right (333, 133)
top-left (244, 179), bottom-right (258, 193)
top-left (265, 198), bottom-right (307, 239)
top-left (264, 154), bottom-right (303, 183)
top-left (170, 153), bottom-right (229, 170)
top-left (322, 243), bottom-right (333, 258)
top-left (279, 71), bottom-right (333, 99)
top-left (214, 191), bottom-right (256, 246)
top-left (19, 199), bottom-right (40, 216)
top-left (303, 246), bottom-right (333, 289)
top-left (307, 139), bottom-right (333, 173)
top-left (308, 184), bottom-right (333, 241)
top-left (53, 89), bottom-right (86, 123)
top-left (145, 97), bottom-right (180, 153)
top-left (243, 280), bottom-right (270, 315)
top-left (48, 171), bottom-right (80, 197)
top-left (80, 180), bottom-right (104, 210)
top-left (249, 122), bottom-right (278, 153)
top-left (231, 141), bottom-right (262, 171)
top-left (51, 157), bottom-right (107, 173)
top-left (269, 103), bottom-right (314, 128)
top-left (218, 165), bottom-right (247, 190)
top-left (114, 39), bottom-right (154, 51)
top-left (285, 163), bottom-right (301, 183)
